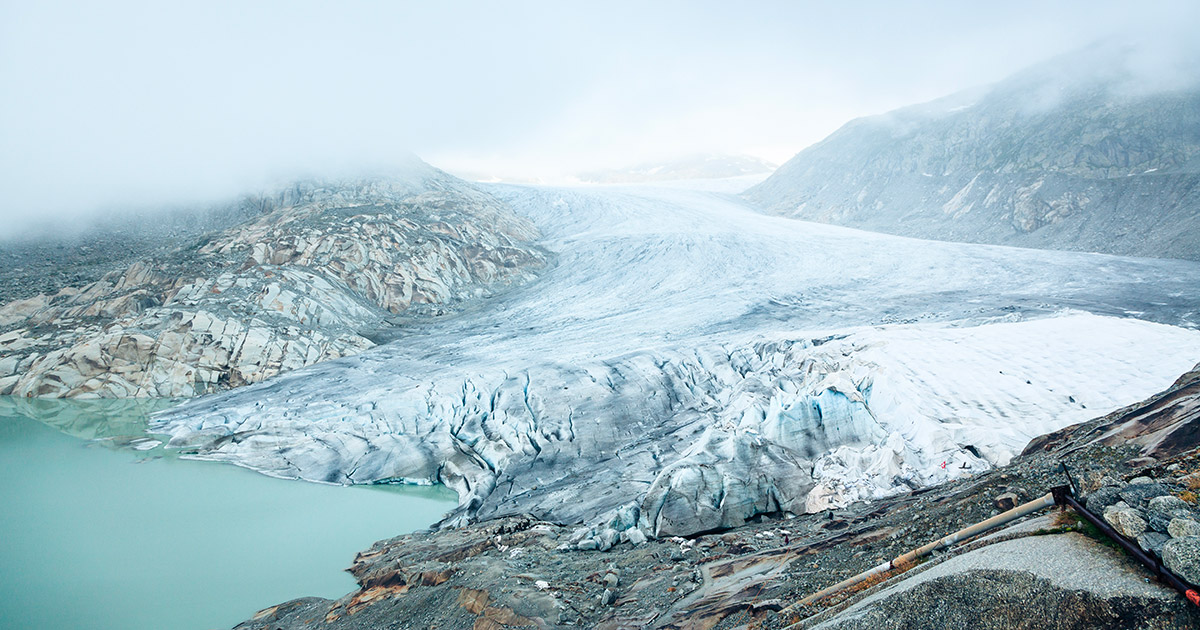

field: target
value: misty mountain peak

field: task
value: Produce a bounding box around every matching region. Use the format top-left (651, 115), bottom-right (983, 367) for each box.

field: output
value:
top-left (745, 40), bottom-right (1200, 260)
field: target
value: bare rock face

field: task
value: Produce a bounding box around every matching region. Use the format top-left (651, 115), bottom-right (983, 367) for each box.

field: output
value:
top-left (0, 165), bottom-right (547, 398)
top-left (812, 568), bottom-right (1196, 630)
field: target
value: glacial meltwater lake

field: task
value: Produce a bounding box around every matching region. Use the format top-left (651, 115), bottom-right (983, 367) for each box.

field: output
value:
top-left (0, 397), bottom-right (457, 630)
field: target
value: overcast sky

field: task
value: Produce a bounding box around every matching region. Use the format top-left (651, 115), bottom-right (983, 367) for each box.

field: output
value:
top-left (1, 0), bottom-right (1197, 230)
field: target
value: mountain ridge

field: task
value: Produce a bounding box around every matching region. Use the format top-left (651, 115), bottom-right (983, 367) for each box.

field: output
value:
top-left (744, 42), bottom-right (1200, 260)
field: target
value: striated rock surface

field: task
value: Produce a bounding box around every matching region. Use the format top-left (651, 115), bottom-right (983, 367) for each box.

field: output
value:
top-left (744, 42), bottom-right (1200, 260)
top-left (0, 161), bottom-right (547, 398)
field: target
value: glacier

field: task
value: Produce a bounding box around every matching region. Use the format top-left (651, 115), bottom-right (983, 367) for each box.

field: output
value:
top-left (153, 183), bottom-right (1200, 538)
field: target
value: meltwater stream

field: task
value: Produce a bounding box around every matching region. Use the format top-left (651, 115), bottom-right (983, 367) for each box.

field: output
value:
top-left (0, 397), bottom-right (456, 630)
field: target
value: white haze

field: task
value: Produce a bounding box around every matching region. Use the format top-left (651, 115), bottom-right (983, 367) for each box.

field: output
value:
top-left (0, 0), bottom-right (1198, 235)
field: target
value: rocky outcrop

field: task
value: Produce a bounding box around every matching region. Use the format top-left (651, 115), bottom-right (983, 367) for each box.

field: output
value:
top-left (0, 198), bottom-right (264, 305)
top-left (0, 163), bottom-right (547, 398)
top-left (744, 42), bottom-right (1200, 260)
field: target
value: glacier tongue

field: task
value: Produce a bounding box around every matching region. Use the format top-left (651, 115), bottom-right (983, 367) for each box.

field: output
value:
top-left (153, 184), bottom-right (1200, 536)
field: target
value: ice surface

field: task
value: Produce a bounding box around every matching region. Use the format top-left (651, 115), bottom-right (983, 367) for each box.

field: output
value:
top-left (154, 184), bottom-right (1200, 535)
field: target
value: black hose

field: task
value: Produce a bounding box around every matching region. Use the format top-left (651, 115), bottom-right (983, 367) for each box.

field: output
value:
top-left (1055, 487), bottom-right (1200, 607)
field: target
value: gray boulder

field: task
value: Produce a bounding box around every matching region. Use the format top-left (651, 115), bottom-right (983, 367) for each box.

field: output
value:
top-left (1163, 536), bottom-right (1200, 585)
top-left (0, 167), bottom-right (549, 399)
top-left (1085, 486), bottom-right (1123, 514)
top-left (994, 492), bottom-right (1019, 511)
top-left (1118, 483), bottom-right (1173, 509)
top-left (1103, 505), bottom-right (1148, 540)
top-left (1147, 496), bottom-right (1198, 533)
top-left (1168, 519), bottom-right (1200, 539)
top-left (1138, 532), bottom-right (1171, 557)
top-left (603, 570), bottom-right (619, 588)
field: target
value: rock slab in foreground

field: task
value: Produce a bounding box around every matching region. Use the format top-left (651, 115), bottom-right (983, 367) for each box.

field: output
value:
top-left (1164, 536), bottom-right (1200, 586)
top-left (811, 534), bottom-right (1198, 630)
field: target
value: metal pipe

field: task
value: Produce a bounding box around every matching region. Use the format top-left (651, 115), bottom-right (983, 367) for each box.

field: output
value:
top-left (1061, 493), bottom-right (1200, 607)
top-left (781, 491), bottom-right (1056, 613)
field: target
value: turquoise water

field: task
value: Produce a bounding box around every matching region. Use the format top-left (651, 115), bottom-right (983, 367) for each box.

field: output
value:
top-left (0, 397), bottom-right (457, 630)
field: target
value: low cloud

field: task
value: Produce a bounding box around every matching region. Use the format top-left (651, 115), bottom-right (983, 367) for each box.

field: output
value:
top-left (1, 0), bottom-right (1197, 236)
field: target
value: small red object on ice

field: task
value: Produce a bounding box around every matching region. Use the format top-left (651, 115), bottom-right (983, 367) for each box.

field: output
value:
top-left (940, 461), bottom-right (947, 469)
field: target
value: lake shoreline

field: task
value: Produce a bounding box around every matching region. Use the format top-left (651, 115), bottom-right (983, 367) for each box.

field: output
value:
top-left (0, 399), bottom-right (455, 630)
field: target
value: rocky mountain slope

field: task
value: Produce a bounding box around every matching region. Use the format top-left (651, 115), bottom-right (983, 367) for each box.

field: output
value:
top-left (0, 161), bottom-right (548, 398)
top-left (744, 43), bottom-right (1200, 260)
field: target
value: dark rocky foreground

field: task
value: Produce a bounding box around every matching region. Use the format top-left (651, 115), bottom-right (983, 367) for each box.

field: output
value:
top-left (234, 363), bottom-right (1200, 630)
